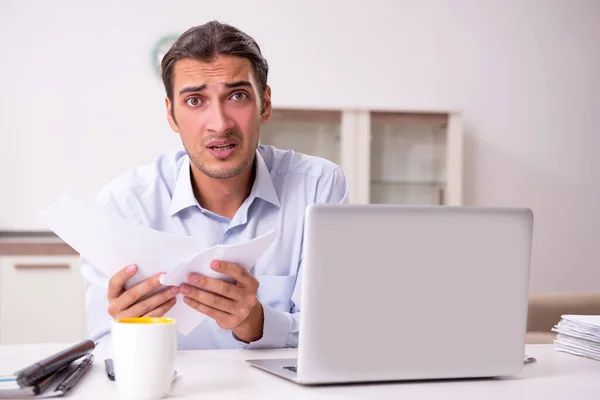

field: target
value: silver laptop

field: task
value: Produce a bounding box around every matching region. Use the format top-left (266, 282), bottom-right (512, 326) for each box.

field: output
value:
top-left (247, 204), bottom-right (533, 385)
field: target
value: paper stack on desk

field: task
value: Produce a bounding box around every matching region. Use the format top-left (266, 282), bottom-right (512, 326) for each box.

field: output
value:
top-left (552, 315), bottom-right (600, 361)
top-left (38, 192), bottom-right (280, 335)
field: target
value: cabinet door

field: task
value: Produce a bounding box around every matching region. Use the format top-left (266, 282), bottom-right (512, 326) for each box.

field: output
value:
top-left (260, 109), bottom-right (342, 165)
top-left (0, 255), bottom-right (88, 344)
top-left (370, 112), bottom-right (448, 205)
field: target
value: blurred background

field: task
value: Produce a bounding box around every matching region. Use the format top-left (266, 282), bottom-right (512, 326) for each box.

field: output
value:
top-left (0, 0), bottom-right (599, 343)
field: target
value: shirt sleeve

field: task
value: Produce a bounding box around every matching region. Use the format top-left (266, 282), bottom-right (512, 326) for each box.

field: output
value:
top-left (232, 166), bottom-right (349, 349)
top-left (317, 167), bottom-right (350, 204)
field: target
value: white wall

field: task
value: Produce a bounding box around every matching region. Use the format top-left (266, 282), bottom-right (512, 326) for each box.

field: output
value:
top-left (1, 0), bottom-right (599, 292)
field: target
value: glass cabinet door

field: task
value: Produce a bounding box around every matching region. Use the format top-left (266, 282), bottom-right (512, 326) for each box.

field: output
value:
top-left (259, 109), bottom-right (341, 165)
top-left (369, 112), bottom-right (448, 205)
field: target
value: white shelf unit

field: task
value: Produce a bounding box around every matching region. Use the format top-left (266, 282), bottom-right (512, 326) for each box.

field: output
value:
top-left (260, 109), bottom-right (463, 206)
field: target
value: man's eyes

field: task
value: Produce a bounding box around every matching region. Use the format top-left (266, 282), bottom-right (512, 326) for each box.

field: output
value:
top-left (184, 92), bottom-right (248, 107)
top-left (230, 92), bottom-right (248, 102)
top-left (185, 97), bottom-right (202, 107)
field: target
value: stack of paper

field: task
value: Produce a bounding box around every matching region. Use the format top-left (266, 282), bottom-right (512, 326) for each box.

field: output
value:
top-left (552, 315), bottom-right (600, 361)
top-left (38, 193), bottom-right (280, 335)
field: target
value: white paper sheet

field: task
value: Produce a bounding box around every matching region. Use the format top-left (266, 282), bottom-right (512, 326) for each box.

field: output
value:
top-left (38, 192), bottom-right (203, 289)
top-left (38, 192), bottom-right (280, 335)
top-left (160, 230), bottom-right (280, 334)
top-left (160, 230), bottom-right (281, 286)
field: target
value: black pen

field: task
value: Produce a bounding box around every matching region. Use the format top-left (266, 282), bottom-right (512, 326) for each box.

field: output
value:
top-left (32, 364), bottom-right (70, 395)
top-left (104, 358), bottom-right (115, 381)
top-left (53, 354), bottom-right (95, 395)
top-left (14, 339), bottom-right (95, 387)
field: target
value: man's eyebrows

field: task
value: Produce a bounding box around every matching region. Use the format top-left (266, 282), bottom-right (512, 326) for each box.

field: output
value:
top-left (223, 80), bottom-right (252, 89)
top-left (178, 81), bottom-right (253, 95)
top-left (179, 84), bottom-right (207, 95)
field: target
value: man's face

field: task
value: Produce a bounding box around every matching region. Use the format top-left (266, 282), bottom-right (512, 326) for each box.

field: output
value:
top-left (166, 55), bottom-right (271, 180)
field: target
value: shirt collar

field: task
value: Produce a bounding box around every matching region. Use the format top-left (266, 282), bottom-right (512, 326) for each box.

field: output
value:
top-left (168, 156), bottom-right (199, 216)
top-left (168, 151), bottom-right (280, 217)
top-left (249, 150), bottom-right (281, 208)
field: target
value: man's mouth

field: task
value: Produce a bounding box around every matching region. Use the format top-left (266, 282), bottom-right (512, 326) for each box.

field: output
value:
top-left (208, 143), bottom-right (236, 151)
top-left (206, 141), bottom-right (238, 160)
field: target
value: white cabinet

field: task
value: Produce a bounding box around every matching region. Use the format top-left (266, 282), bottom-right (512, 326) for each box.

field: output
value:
top-left (261, 109), bottom-right (463, 205)
top-left (0, 255), bottom-right (88, 344)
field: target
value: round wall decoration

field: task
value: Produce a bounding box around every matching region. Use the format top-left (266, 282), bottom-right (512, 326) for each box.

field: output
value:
top-left (152, 34), bottom-right (180, 77)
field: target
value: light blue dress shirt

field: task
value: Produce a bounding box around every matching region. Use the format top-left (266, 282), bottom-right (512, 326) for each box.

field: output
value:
top-left (80, 145), bottom-right (348, 350)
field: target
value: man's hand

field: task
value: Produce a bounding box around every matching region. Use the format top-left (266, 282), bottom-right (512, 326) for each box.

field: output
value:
top-left (180, 260), bottom-right (264, 343)
top-left (107, 264), bottom-right (178, 320)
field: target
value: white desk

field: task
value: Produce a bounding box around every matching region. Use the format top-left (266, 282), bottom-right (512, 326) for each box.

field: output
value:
top-left (1, 344), bottom-right (599, 399)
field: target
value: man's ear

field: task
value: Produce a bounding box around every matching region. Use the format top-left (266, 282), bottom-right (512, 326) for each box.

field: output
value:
top-left (260, 86), bottom-right (272, 123)
top-left (165, 97), bottom-right (179, 132)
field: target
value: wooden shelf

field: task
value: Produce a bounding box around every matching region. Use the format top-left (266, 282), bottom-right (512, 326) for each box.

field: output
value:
top-left (268, 108), bottom-right (341, 124)
top-left (371, 179), bottom-right (446, 186)
top-left (371, 111), bottom-right (448, 125)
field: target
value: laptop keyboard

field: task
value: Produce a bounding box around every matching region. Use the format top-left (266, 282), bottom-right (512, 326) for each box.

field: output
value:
top-left (283, 366), bottom-right (297, 374)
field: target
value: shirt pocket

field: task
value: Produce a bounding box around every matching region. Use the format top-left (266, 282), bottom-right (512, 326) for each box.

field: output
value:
top-left (256, 274), bottom-right (298, 312)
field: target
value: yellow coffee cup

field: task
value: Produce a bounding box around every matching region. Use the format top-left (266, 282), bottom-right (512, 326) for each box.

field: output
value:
top-left (116, 317), bottom-right (175, 324)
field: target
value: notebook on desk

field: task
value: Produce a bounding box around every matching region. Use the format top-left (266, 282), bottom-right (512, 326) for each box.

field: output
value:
top-left (0, 340), bottom-right (95, 398)
top-left (247, 204), bottom-right (534, 385)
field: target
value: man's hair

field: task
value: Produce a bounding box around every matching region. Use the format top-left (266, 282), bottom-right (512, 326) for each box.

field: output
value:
top-left (161, 21), bottom-right (269, 104)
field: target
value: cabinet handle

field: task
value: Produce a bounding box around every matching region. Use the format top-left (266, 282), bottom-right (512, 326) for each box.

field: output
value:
top-left (14, 263), bottom-right (71, 270)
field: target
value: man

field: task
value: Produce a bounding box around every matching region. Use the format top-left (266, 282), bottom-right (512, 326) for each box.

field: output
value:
top-left (81, 21), bottom-right (348, 350)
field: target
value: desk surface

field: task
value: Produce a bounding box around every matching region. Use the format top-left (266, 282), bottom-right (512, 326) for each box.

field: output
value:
top-left (1, 344), bottom-right (599, 399)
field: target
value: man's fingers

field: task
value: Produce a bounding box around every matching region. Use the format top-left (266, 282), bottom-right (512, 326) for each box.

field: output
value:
top-left (113, 272), bottom-right (165, 311)
top-left (108, 264), bottom-right (138, 299)
top-left (180, 284), bottom-right (238, 313)
top-left (143, 297), bottom-right (177, 318)
top-left (113, 292), bottom-right (176, 320)
top-left (183, 296), bottom-right (234, 328)
top-left (126, 285), bottom-right (178, 317)
top-left (210, 261), bottom-right (255, 287)
top-left (187, 274), bottom-right (243, 301)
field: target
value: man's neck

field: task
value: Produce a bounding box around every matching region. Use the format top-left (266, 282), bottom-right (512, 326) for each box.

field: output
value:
top-left (190, 161), bottom-right (255, 219)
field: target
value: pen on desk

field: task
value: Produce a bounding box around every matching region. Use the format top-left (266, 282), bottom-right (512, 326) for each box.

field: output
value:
top-left (54, 354), bottom-right (95, 395)
top-left (32, 364), bottom-right (70, 395)
top-left (14, 339), bottom-right (95, 387)
top-left (104, 358), bottom-right (115, 381)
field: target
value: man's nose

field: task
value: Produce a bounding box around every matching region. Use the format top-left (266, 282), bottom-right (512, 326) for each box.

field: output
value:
top-left (206, 102), bottom-right (234, 135)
